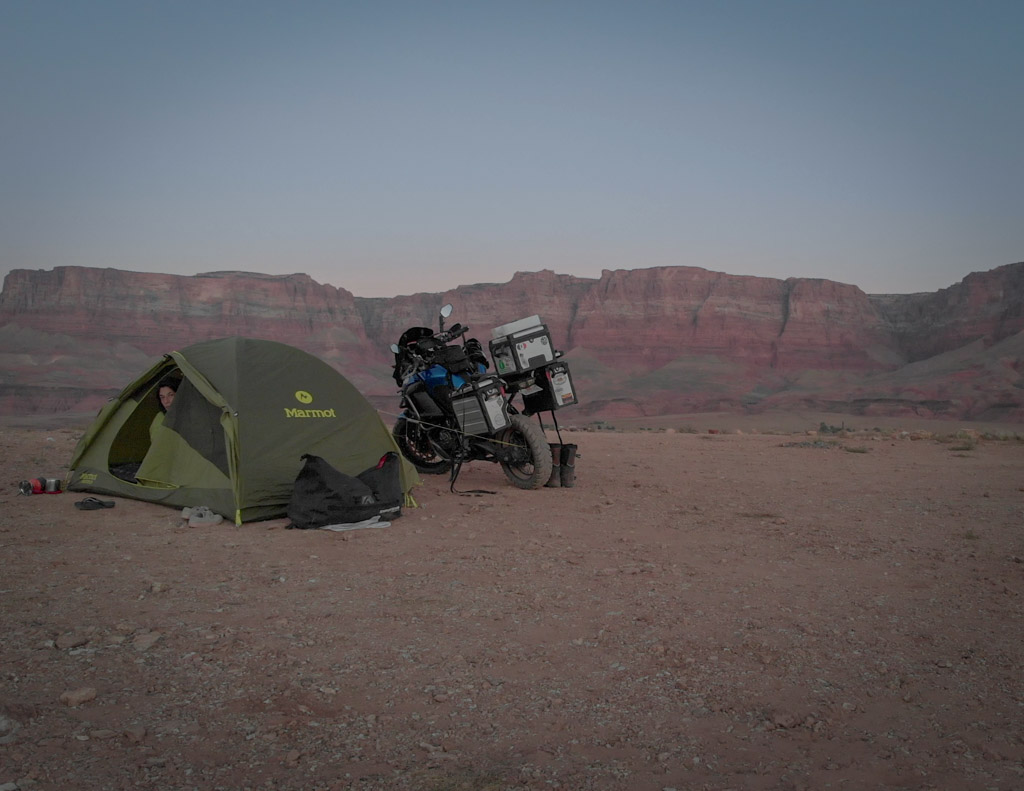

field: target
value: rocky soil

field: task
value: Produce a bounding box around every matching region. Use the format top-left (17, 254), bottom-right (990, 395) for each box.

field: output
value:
top-left (1, 420), bottom-right (1023, 790)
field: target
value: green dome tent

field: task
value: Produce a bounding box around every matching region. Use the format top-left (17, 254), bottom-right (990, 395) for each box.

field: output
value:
top-left (67, 337), bottom-right (419, 524)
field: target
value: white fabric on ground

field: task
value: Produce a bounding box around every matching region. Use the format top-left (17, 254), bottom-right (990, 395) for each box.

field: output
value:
top-left (318, 516), bottom-right (391, 532)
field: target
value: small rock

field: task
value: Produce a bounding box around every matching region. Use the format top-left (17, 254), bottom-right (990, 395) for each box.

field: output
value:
top-left (89, 729), bottom-right (118, 740)
top-left (59, 687), bottom-right (97, 707)
top-left (132, 632), bottom-right (162, 652)
top-left (773, 712), bottom-right (799, 729)
top-left (0, 782), bottom-right (19, 791)
top-left (56, 633), bottom-right (89, 650)
top-left (124, 726), bottom-right (147, 743)
top-left (0, 714), bottom-right (22, 745)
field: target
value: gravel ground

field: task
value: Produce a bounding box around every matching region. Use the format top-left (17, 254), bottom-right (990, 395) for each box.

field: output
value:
top-left (1, 423), bottom-right (1022, 791)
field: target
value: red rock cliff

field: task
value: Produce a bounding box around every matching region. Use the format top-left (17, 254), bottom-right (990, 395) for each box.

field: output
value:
top-left (2, 262), bottom-right (1023, 420)
top-left (0, 267), bottom-right (367, 353)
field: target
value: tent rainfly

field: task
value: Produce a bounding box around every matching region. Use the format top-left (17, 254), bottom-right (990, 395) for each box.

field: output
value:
top-left (67, 337), bottom-right (419, 524)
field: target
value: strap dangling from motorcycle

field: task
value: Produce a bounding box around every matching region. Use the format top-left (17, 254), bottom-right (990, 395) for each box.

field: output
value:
top-left (550, 410), bottom-right (564, 446)
top-left (448, 458), bottom-right (497, 496)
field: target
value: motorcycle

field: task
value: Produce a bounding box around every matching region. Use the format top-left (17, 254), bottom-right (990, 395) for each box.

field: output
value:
top-left (390, 304), bottom-right (553, 489)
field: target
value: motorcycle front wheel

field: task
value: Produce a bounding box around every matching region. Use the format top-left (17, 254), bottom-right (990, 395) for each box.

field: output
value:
top-left (497, 414), bottom-right (552, 489)
top-left (393, 417), bottom-right (453, 475)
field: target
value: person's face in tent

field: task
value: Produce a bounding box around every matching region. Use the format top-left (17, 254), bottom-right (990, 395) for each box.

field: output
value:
top-left (158, 386), bottom-right (176, 411)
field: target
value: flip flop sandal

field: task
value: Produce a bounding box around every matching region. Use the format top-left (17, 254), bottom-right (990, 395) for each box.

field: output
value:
top-left (74, 497), bottom-right (116, 510)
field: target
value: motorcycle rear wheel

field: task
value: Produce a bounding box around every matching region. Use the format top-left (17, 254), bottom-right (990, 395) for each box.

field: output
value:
top-left (497, 414), bottom-right (552, 489)
top-left (393, 417), bottom-right (453, 475)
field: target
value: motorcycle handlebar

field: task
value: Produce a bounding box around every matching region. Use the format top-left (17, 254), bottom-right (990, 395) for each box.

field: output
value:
top-left (436, 323), bottom-right (469, 343)
top-left (396, 323), bottom-right (470, 370)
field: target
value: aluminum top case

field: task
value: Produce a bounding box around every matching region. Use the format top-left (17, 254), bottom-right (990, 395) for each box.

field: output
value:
top-left (490, 315), bottom-right (543, 340)
top-left (489, 316), bottom-right (556, 379)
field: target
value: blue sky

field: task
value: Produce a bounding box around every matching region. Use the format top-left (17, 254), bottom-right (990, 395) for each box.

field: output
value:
top-left (2, 0), bottom-right (1022, 297)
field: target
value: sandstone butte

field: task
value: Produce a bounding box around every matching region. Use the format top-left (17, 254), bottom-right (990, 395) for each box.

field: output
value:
top-left (1, 262), bottom-right (1022, 421)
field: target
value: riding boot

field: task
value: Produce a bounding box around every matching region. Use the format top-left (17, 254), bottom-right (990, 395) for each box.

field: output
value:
top-left (544, 443), bottom-right (562, 488)
top-left (559, 443), bottom-right (577, 488)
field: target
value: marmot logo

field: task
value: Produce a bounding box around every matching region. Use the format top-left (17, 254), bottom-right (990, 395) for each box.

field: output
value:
top-left (295, 390), bottom-right (313, 404)
top-left (284, 408), bottom-right (337, 418)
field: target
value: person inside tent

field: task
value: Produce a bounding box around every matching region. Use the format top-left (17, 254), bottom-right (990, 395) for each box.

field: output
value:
top-left (136, 372), bottom-right (230, 493)
top-left (135, 374), bottom-right (182, 481)
top-left (151, 376), bottom-right (179, 439)
top-left (109, 374), bottom-right (182, 484)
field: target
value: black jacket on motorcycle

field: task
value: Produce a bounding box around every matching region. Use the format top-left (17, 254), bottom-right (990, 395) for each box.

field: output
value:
top-left (392, 327), bottom-right (434, 385)
top-left (392, 328), bottom-right (489, 386)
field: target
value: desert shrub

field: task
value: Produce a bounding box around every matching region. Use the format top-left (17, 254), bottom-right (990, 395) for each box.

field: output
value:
top-left (978, 432), bottom-right (1024, 442)
top-left (843, 446), bottom-right (870, 453)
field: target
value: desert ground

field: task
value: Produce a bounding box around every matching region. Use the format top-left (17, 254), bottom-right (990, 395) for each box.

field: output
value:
top-left (1, 414), bottom-right (1022, 791)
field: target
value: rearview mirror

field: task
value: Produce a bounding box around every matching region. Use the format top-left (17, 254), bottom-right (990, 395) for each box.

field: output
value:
top-left (439, 303), bottom-right (454, 332)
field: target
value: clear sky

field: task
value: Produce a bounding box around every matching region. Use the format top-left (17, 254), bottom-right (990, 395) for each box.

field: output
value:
top-left (2, 0), bottom-right (1022, 297)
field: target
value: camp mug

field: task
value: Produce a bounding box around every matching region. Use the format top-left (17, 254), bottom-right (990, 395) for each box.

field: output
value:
top-left (44, 478), bottom-right (62, 493)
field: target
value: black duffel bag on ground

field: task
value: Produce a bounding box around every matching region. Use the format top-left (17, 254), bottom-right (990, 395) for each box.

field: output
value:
top-left (286, 452), bottom-right (403, 529)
